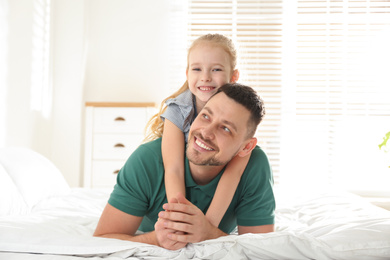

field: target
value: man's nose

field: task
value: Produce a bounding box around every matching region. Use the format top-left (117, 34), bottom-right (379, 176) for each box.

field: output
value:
top-left (201, 123), bottom-right (215, 140)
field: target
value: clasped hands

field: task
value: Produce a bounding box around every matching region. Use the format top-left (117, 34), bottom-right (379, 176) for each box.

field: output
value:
top-left (154, 192), bottom-right (219, 250)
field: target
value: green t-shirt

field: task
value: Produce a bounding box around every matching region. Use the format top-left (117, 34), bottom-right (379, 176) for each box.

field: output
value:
top-left (108, 138), bottom-right (275, 234)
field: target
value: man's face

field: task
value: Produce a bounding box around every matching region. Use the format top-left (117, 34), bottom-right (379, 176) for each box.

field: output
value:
top-left (186, 92), bottom-right (251, 166)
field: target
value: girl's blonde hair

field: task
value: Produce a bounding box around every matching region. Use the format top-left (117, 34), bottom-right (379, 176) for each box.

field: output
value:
top-left (144, 33), bottom-right (238, 142)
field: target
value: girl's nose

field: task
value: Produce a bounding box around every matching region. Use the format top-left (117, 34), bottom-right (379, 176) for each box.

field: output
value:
top-left (201, 71), bottom-right (211, 82)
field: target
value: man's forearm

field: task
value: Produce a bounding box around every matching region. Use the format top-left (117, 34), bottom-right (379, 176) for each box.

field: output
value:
top-left (208, 226), bottom-right (228, 240)
top-left (96, 231), bottom-right (159, 246)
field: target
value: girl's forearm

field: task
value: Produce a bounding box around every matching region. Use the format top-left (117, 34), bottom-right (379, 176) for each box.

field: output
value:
top-left (206, 154), bottom-right (251, 226)
top-left (165, 170), bottom-right (186, 201)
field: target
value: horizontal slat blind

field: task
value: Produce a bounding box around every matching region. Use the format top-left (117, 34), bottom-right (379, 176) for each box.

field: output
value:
top-left (30, 0), bottom-right (52, 118)
top-left (167, 0), bottom-right (189, 99)
top-left (283, 0), bottom-right (390, 190)
top-left (186, 0), bottom-right (283, 185)
top-left (168, 0), bottom-right (390, 192)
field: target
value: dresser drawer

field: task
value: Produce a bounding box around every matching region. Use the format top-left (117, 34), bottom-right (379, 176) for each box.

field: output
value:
top-left (92, 134), bottom-right (143, 160)
top-left (93, 107), bottom-right (148, 133)
top-left (91, 161), bottom-right (124, 188)
top-left (84, 103), bottom-right (155, 188)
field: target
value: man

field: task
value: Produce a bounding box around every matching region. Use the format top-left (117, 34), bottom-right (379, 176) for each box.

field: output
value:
top-left (94, 83), bottom-right (275, 250)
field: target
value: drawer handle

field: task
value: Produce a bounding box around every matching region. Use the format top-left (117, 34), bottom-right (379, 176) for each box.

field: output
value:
top-left (113, 170), bottom-right (120, 174)
top-left (114, 116), bottom-right (125, 121)
top-left (114, 143), bottom-right (125, 148)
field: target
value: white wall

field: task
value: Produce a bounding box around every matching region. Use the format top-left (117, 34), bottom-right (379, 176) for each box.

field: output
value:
top-left (2, 0), bottom-right (172, 187)
top-left (4, 0), bottom-right (36, 149)
top-left (50, 0), bottom-right (85, 187)
top-left (3, 0), bottom-right (55, 156)
top-left (83, 0), bottom-right (171, 103)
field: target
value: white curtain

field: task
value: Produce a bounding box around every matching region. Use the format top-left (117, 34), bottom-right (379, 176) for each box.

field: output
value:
top-left (0, 0), bottom-right (8, 147)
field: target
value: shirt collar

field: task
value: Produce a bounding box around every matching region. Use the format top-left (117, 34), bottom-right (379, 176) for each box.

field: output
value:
top-left (184, 158), bottom-right (225, 197)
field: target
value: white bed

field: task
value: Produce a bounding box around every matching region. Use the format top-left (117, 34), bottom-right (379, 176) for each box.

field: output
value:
top-left (1, 147), bottom-right (390, 260)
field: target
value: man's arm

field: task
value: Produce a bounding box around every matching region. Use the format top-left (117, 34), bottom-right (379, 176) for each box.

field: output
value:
top-left (94, 203), bottom-right (187, 250)
top-left (94, 203), bottom-right (158, 245)
top-left (158, 193), bottom-right (275, 243)
top-left (238, 224), bottom-right (274, 234)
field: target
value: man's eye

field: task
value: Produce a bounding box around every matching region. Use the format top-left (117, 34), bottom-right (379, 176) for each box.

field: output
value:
top-left (202, 114), bottom-right (209, 120)
top-left (222, 126), bottom-right (230, 133)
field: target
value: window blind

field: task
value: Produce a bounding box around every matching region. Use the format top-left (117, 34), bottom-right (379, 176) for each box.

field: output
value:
top-left (168, 0), bottom-right (284, 185)
top-left (168, 0), bottom-right (390, 192)
top-left (30, 0), bottom-right (52, 118)
top-left (282, 0), bottom-right (390, 192)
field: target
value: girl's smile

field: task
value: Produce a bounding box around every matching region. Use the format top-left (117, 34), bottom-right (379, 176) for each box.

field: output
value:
top-left (186, 43), bottom-right (233, 109)
top-left (197, 86), bottom-right (216, 92)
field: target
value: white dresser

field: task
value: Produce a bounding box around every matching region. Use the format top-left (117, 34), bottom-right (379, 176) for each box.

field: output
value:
top-left (83, 102), bottom-right (156, 188)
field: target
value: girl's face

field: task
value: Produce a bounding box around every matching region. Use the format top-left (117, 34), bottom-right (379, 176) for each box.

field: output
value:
top-left (186, 43), bottom-right (238, 109)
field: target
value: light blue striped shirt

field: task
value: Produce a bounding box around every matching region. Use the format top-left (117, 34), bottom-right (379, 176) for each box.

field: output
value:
top-left (161, 89), bottom-right (196, 142)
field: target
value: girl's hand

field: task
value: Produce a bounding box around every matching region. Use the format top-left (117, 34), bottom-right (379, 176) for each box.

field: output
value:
top-left (158, 193), bottom-right (226, 244)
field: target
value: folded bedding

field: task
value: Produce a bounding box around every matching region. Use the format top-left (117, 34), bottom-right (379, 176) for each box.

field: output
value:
top-left (0, 147), bottom-right (389, 260)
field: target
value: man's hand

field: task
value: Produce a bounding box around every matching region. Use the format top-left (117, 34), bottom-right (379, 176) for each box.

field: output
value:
top-left (155, 217), bottom-right (187, 250)
top-left (157, 193), bottom-right (227, 244)
top-left (154, 197), bottom-right (188, 250)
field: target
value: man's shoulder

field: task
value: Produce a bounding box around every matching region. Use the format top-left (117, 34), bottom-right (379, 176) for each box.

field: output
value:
top-left (250, 145), bottom-right (270, 164)
top-left (128, 138), bottom-right (163, 162)
top-left (244, 145), bottom-right (272, 178)
top-left (136, 138), bottom-right (162, 153)
top-left (119, 138), bottom-right (163, 183)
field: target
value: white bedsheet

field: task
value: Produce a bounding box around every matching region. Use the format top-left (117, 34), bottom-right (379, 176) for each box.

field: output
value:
top-left (1, 188), bottom-right (390, 260)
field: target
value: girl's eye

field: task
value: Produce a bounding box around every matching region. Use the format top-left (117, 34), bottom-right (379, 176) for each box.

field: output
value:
top-left (202, 114), bottom-right (209, 120)
top-left (192, 68), bottom-right (201, 71)
top-left (213, 68), bottom-right (222, 72)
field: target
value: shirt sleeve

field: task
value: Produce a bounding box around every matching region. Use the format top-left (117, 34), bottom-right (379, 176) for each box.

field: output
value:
top-left (235, 147), bottom-right (275, 226)
top-left (161, 103), bottom-right (186, 133)
top-left (160, 90), bottom-right (195, 142)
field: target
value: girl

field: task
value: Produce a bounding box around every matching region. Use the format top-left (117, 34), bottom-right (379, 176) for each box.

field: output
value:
top-left (145, 34), bottom-right (251, 227)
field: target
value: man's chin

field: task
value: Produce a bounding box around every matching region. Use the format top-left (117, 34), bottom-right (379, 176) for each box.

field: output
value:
top-left (188, 159), bottom-right (223, 166)
top-left (187, 151), bottom-right (226, 166)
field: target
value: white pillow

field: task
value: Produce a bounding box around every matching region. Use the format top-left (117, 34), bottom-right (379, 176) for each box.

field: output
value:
top-left (0, 163), bottom-right (29, 216)
top-left (0, 147), bottom-right (70, 208)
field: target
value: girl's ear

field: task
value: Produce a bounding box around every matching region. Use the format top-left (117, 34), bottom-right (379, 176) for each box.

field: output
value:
top-left (230, 69), bottom-right (240, 83)
top-left (237, 137), bottom-right (257, 157)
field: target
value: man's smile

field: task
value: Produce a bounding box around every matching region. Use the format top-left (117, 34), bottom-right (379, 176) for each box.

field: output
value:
top-left (194, 136), bottom-right (215, 151)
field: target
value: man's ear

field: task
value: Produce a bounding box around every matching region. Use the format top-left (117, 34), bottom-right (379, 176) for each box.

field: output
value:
top-left (230, 69), bottom-right (239, 83)
top-left (237, 137), bottom-right (257, 157)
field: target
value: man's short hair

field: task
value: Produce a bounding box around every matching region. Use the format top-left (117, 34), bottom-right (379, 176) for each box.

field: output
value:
top-left (214, 83), bottom-right (265, 138)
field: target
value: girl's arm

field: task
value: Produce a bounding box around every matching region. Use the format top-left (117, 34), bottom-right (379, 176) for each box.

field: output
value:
top-left (162, 119), bottom-right (186, 202)
top-left (206, 153), bottom-right (251, 227)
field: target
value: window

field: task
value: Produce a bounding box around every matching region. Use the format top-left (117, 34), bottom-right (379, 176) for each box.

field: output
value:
top-left (281, 1), bottom-right (390, 194)
top-left (30, 0), bottom-right (52, 118)
top-left (168, 0), bottom-right (284, 184)
top-left (168, 0), bottom-right (390, 194)
top-left (0, 0), bottom-right (8, 147)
